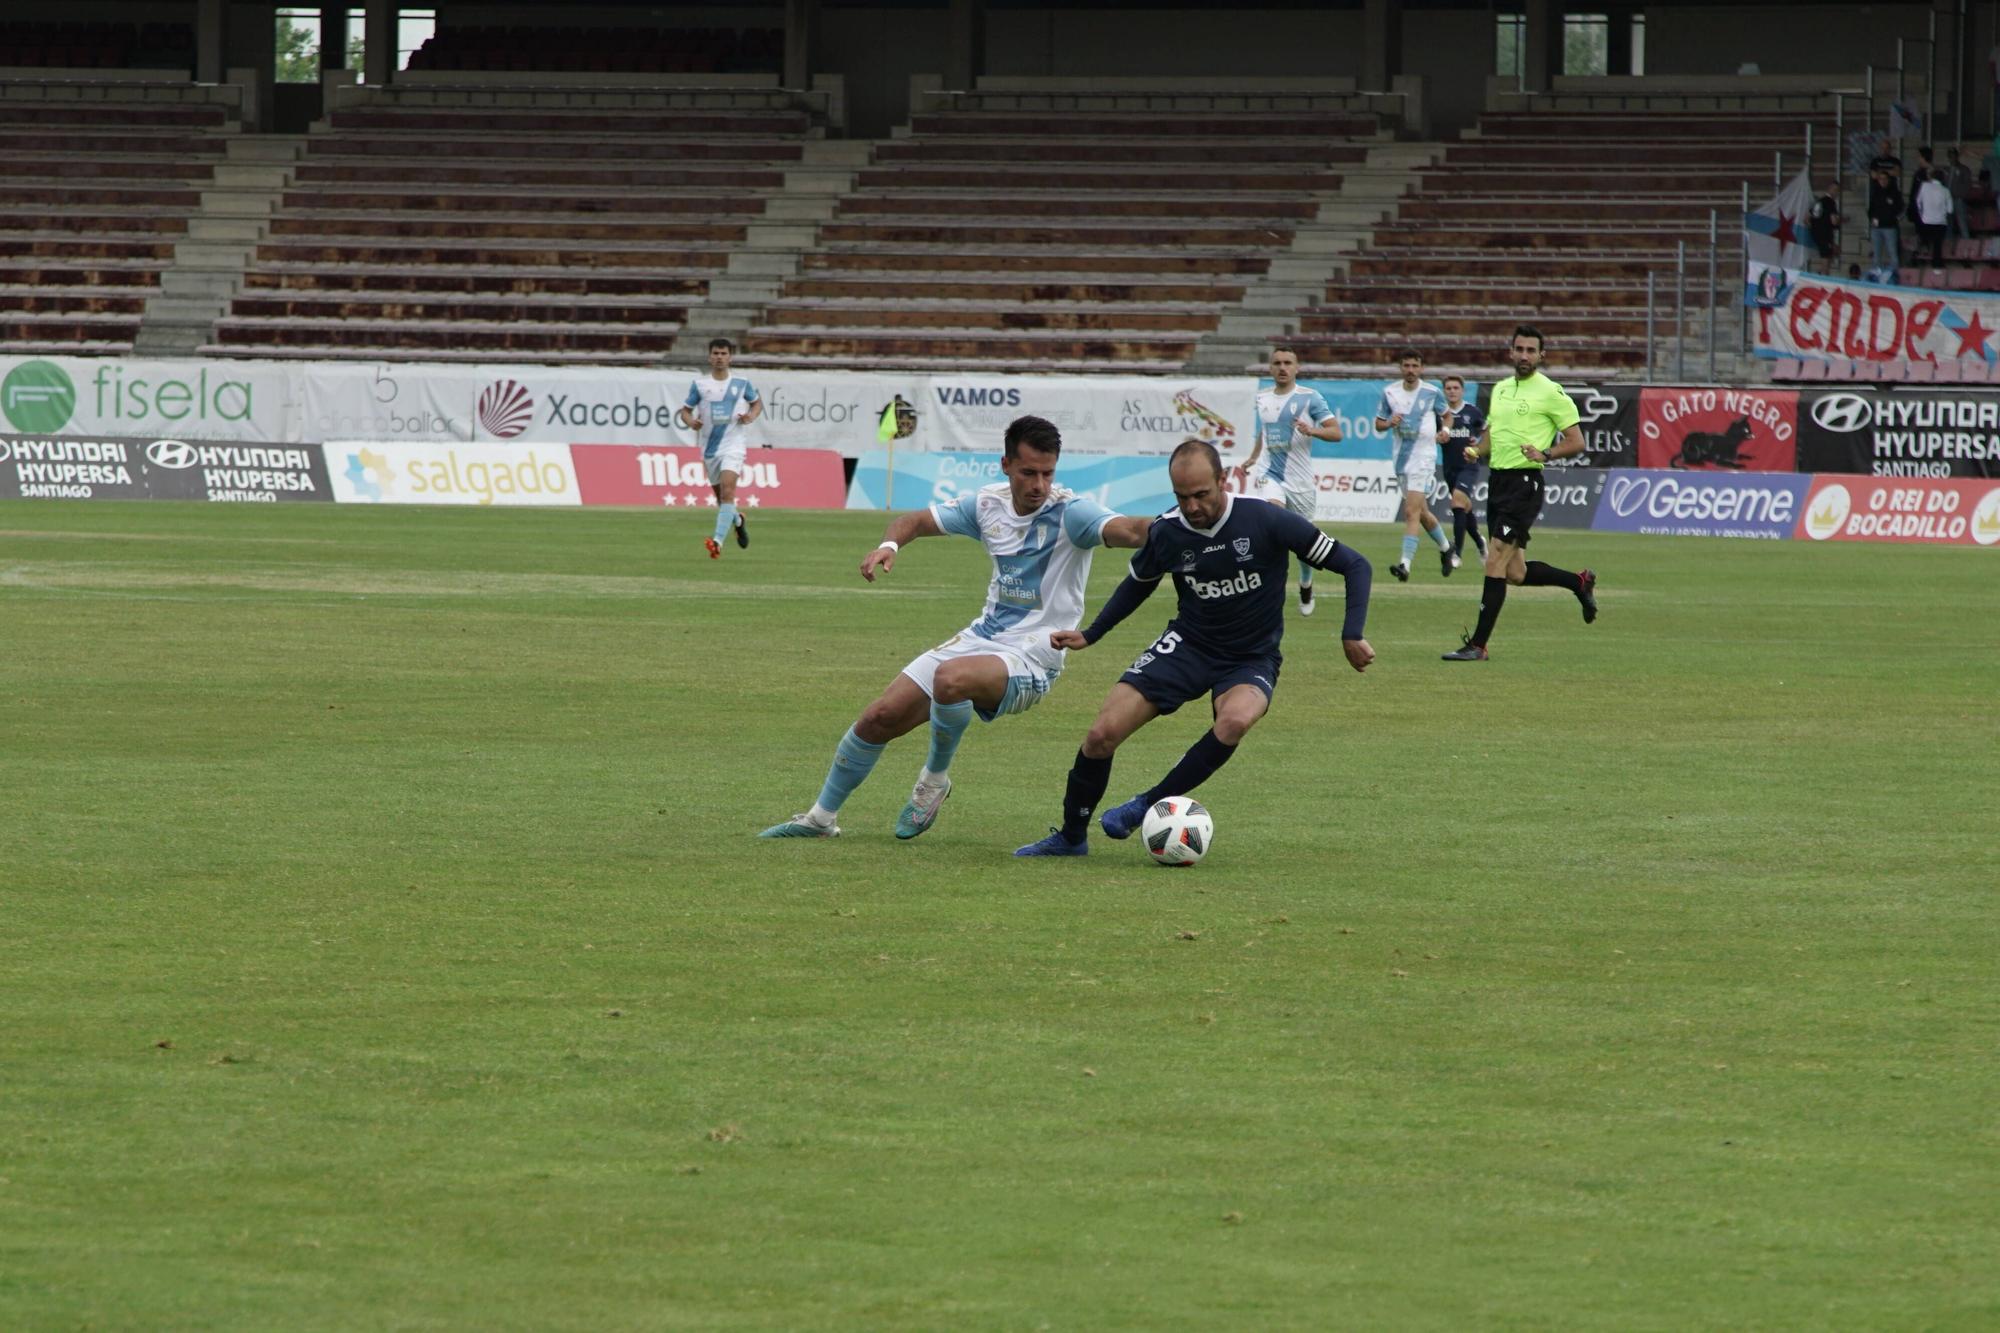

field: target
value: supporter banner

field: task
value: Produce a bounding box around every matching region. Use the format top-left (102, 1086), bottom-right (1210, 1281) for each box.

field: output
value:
top-left (571, 445), bottom-right (846, 508)
top-left (1593, 468), bottom-right (1809, 539)
top-left (0, 357), bottom-right (290, 443)
top-left (1797, 475), bottom-right (2000, 545)
top-left (1637, 386), bottom-right (1798, 471)
top-left (1747, 267), bottom-right (2000, 366)
top-left (924, 375), bottom-right (1253, 460)
top-left (1797, 388), bottom-right (2000, 478)
top-left (324, 441), bottom-right (581, 506)
top-left (845, 449), bottom-right (1176, 515)
top-left (0, 435), bottom-right (330, 502)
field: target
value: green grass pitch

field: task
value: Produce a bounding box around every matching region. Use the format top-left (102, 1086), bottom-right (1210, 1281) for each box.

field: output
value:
top-left (2, 499), bottom-right (1995, 1329)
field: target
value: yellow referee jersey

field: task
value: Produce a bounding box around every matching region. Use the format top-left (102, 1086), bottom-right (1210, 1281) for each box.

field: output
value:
top-left (1487, 371), bottom-right (1581, 470)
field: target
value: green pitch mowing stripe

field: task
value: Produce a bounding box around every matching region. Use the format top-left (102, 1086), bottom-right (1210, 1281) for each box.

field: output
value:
top-left (1, 500), bottom-right (1995, 1330)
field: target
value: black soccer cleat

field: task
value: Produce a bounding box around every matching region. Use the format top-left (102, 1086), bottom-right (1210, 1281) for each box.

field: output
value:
top-left (1577, 567), bottom-right (1597, 624)
top-left (1440, 547), bottom-right (1459, 578)
top-left (1441, 634), bottom-right (1488, 662)
top-left (734, 512), bottom-right (749, 548)
top-left (1389, 560), bottom-right (1410, 583)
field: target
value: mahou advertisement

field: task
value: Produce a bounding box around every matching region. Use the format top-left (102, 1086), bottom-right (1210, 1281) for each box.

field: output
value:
top-left (1637, 386), bottom-right (1798, 471)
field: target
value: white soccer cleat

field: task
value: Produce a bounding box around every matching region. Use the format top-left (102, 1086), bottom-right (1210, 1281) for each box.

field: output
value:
top-left (758, 812), bottom-right (840, 838)
top-left (894, 776), bottom-right (952, 840)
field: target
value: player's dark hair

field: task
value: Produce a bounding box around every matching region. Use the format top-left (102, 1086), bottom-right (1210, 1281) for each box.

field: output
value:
top-left (1003, 414), bottom-right (1062, 459)
top-left (1512, 324), bottom-right (1545, 351)
top-left (1269, 344), bottom-right (1299, 359)
top-left (1443, 374), bottom-right (1465, 388)
top-left (1170, 437), bottom-right (1223, 480)
top-left (707, 337), bottom-right (734, 353)
top-left (1396, 347), bottom-right (1422, 363)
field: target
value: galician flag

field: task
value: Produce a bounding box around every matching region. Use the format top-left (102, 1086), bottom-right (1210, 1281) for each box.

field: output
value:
top-left (1744, 169), bottom-right (1816, 274)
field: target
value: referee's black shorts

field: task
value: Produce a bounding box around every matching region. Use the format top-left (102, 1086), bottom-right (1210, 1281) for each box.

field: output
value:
top-left (1487, 468), bottom-right (1544, 547)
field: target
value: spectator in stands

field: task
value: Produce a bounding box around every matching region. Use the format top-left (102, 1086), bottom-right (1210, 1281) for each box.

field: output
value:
top-left (1944, 146), bottom-right (1975, 238)
top-left (1847, 263), bottom-right (1863, 281)
top-left (1809, 184), bottom-right (1841, 272)
top-left (1867, 169), bottom-right (1903, 268)
top-left (1915, 170), bottom-right (1952, 267)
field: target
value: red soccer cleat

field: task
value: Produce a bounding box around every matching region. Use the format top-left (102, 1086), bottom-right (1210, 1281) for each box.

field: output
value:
top-left (704, 537), bottom-right (721, 560)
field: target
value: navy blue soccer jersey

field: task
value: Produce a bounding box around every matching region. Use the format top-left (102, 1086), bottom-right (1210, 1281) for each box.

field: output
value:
top-left (1439, 402), bottom-right (1485, 454)
top-left (1127, 495), bottom-right (1335, 659)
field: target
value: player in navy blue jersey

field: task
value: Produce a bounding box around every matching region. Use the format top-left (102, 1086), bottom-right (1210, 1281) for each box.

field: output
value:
top-left (1015, 439), bottom-right (1375, 857)
top-left (1436, 374), bottom-right (1488, 561)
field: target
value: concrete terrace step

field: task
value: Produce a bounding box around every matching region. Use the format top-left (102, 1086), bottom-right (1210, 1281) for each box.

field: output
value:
top-left (201, 342), bottom-right (666, 365)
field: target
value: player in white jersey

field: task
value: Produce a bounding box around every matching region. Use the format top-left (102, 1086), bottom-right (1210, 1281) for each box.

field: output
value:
top-left (760, 416), bottom-right (1151, 842)
top-left (1240, 346), bottom-right (1343, 615)
top-left (1374, 348), bottom-right (1457, 581)
top-left (677, 337), bottom-right (763, 560)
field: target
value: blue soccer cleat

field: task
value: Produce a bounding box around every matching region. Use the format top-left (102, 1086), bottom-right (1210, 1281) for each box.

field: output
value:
top-left (1014, 828), bottom-right (1087, 857)
top-left (894, 777), bottom-right (951, 840)
top-left (1099, 796), bottom-right (1150, 841)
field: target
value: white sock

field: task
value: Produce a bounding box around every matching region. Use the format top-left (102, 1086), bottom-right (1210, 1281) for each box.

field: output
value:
top-left (806, 803), bottom-right (837, 825)
top-left (917, 767), bottom-right (947, 788)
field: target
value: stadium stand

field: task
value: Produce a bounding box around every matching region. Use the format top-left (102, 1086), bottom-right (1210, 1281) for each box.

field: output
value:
top-left (207, 90), bottom-right (825, 363)
top-left (0, 84), bottom-right (232, 355)
top-left (738, 95), bottom-right (1394, 373)
top-left (1269, 109), bottom-right (1830, 381)
top-left (404, 25), bottom-right (782, 76)
top-left (0, 19), bottom-right (193, 71)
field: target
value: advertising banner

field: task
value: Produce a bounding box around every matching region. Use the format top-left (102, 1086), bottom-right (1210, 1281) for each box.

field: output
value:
top-left (1563, 384), bottom-right (1641, 469)
top-left (1796, 388), bottom-right (2000, 478)
top-left (1302, 458), bottom-right (1403, 524)
top-left (1796, 475), bottom-right (2000, 545)
top-left (0, 435), bottom-right (331, 502)
top-left (1592, 468), bottom-right (1809, 539)
top-left (924, 375), bottom-right (1253, 459)
top-left (1427, 468), bottom-right (1607, 530)
top-left (1296, 377), bottom-right (1486, 462)
top-left (1748, 267), bottom-right (2000, 366)
top-left (324, 441), bottom-right (581, 506)
top-left (0, 356), bottom-right (291, 444)
top-left (845, 449), bottom-right (1177, 516)
top-left (1637, 386), bottom-right (1798, 471)
top-left (571, 445), bottom-right (846, 509)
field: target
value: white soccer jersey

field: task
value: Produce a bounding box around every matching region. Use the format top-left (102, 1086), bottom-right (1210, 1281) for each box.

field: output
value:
top-left (931, 482), bottom-right (1116, 672)
top-left (1377, 379), bottom-right (1444, 474)
top-left (684, 374), bottom-right (760, 458)
top-left (1255, 386), bottom-right (1333, 495)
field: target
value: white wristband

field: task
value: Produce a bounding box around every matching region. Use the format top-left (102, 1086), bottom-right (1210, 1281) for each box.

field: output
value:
top-left (878, 540), bottom-right (899, 553)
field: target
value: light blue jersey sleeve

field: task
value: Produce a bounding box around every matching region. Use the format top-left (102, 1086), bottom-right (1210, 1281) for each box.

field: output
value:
top-left (1060, 496), bottom-right (1116, 549)
top-left (1374, 388), bottom-right (1394, 421)
top-left (738, 377), bottom-right (759, 402)
top-left (931, 493), bottom-right (982, 538)
top-left (684, 379), bottom-right (701, 408)
top-left (1306, 389), bottom-right (1332, 423)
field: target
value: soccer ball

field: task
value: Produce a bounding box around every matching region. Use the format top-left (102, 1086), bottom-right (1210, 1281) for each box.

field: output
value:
top-left (1141, 797), bottom-right (1213, 867)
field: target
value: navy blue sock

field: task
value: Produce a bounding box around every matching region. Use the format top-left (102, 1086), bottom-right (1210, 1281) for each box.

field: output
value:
top-left (1061, 749), bottom-right (1113, 843)
top-left (1140, 728), bottom-right (1237, 806)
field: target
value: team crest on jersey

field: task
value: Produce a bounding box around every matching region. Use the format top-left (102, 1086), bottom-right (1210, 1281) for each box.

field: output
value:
top-left (1179, 549), bottom-right (1198, 572)
top-left (1232, 537), bottom-right (1252, 559)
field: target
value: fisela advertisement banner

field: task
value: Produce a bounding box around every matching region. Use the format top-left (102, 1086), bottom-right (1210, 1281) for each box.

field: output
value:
top-left (0, 357), bottom-right (290, 443)
top-left (324, 441), bottom-right (581, 506)
top-left (570, 445), bottom-right (847, 508)
top-left (0, 435), bottom-right (331, 502)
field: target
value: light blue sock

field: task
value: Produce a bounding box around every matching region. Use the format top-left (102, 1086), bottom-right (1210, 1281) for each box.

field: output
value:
top-left (713, 501), bottom-right (737, 544)
top-left (1427, 521), bottom-right (1451, 551)
top-left (1401, 534), bottom-right (1419, 566)
top-left (1298, 565), bottom-right (1314, 589)
top-left (814, 726), bottom-right (885, 814)
top-left (922, 698), bottom-right (975, 779)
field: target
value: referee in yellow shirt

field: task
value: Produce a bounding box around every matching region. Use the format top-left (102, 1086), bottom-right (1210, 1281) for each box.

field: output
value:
top-left (1441, 325), bottom-right (1598, 661)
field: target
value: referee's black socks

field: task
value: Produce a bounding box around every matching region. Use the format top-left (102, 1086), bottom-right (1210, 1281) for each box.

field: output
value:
top-left (1061, 749), bottom-right (1114, 843)
top-left (1523, 560), bottom-right (1583, 593)
top-left (1472, 576), bottom-right (1507, 646)
top-left (1140, 729), bottom-right (1237, 807)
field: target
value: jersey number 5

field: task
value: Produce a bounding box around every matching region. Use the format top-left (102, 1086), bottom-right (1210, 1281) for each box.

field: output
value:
top-left (1150, 630), bottom-right (1183, 655)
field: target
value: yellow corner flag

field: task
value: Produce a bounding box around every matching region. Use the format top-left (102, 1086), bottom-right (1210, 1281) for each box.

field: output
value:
top-left (877, 401), bottom-right (899, 442)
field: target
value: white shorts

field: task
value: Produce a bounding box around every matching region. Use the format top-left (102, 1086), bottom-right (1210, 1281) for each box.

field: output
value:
top-left (902, 630), bottom-right (1060, 722)
top-left (1395, 454), bottom-right (1436, 496)
top-left (1253, 473), bottom-right (1317, 519)
top-left (704, 445), bottom-right (746, 486)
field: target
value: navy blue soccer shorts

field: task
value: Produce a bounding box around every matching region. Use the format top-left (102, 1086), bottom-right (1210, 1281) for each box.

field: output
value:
top-left (1118, 631), bottom-right (1281, 716)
